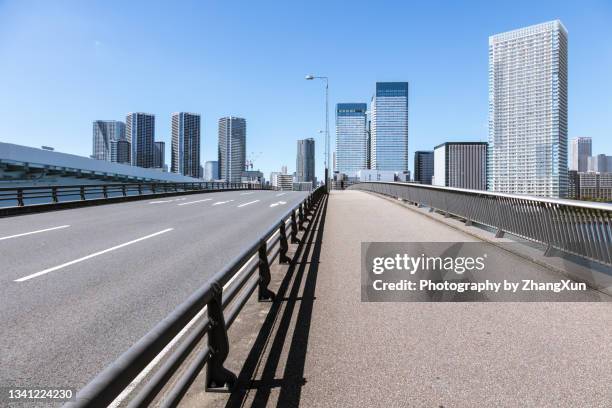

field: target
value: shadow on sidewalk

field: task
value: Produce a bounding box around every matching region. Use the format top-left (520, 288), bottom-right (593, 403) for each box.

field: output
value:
top-left (224, 194), bottom-right (329, 408)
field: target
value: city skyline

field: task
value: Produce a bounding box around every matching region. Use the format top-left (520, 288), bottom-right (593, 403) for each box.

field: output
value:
top-left (1, 1), bottom-right (610, 180)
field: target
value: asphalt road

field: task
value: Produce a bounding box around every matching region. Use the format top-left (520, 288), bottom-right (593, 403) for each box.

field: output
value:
top-left (0, 189), bottom-right (307, 393)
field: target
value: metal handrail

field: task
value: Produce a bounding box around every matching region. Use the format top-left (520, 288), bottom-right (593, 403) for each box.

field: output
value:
top-left (349, 181), bottom-right (612, 266)
top-left (64, 186), bottom-right (326, 407)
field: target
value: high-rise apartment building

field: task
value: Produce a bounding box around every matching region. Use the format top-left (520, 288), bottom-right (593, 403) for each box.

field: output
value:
top-left (414, 151), bottom-right (434, 184)
top-left (153, 141), bottom-right (165, 169)
top-left (218, 116), bottom-right (246, 183)
top-left (115, 140), bottom-right (131, 164)
top-left (296, 138), bottom-right (315, 185)
top-left (204, 160), bottom-right (219, 181)
top-left (587, 154), bottom-right (612, 173)
top-left (92, 120), bottom-right (125, 162)
top-left (171, 112), bottom-right (201, 177)
top-left (433, 142), bottom-right (487, 190)
top-left (370, 82), bottom-right (409, 172)
top-left (336, 103), bottom-right (368, 176)
top-left (126, 113), bottom-right (155, 168)
top-left (570, 137), bottom-right (592, 172)
top-left (488, 20), bottom-right (568, 197)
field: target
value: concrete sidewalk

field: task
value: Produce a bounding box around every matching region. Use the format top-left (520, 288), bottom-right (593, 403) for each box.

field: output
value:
top-left (185, 190), bottom-right (612, 408)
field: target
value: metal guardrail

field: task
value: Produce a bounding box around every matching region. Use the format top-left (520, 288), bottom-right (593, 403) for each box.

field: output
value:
top-left (64, 186), bottom-right (326, 407)
top-left (349, 181), bottom-right (612, 267)
top-left (0, 181), bottom-right (267, 214)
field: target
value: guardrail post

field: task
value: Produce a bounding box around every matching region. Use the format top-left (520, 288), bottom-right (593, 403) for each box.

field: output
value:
top-left (17, 189), bottom-right (24, 207)
top-left (298, 204), bottom-right (305, 230)
top-left (205, 282), bottom-right (237, 392)
top-left (279, 222), bottom-right (291, 264)
top-left (138, 184), bottom-right (143, 195)
top-left (102, 185), bottom-right (108, 199)
top-left (290, 211), bottom-right (299, 244)
top-left (52, 187), bottom-right (59, 203)
top-left (122, 185), bottom-right (127, 197)
top-left (258, 241), bottom-right (275, 301)
top-left (80, 186), bottom-right (85, 201)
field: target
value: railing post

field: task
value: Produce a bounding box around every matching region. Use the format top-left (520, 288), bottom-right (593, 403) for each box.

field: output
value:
top-left (52, 186), bottom-right (59, 203)
top-left (122, 185), bottom-right (127, 197)
top-left (279, 221), bottom-right (291, 264)
top-left (17, 189), bottom-right (24, 207)
top-left (258, 241), bottom-right (275, 301)
top-left (102, 185), bottom-right (108, 199)
top-left (152, 184), bottom-right (156, 194)
top-left (205, 282), bottom-right (237, 392)
top-left (138, 184), bottom-right (143, 195)
top-left (298, 204), bottom-right (305, 230)
top-left (290, 211), bottom-right (299, 244)
top-left (80, 186), bottom-right (85, 201)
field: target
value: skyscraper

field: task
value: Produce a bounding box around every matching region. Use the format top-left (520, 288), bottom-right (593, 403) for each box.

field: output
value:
top-left (570, 137), bottom-right (592, 172)
top-left (153, 141), bottom-right (165, 169)
top-left (296, 138), bottom-right (315, 185)
top-left (204, 160), bottom-right (219, 181)
top-left (218, 116), bottom-right (246, 183)
top-left (171, 112), bottom-right (201, 177)
top-left (92, 120), bottom-right (125, 162)
top-left (336, 103), bottom-right (368, 176)
top-left (126, 113), bottom-right (155, 168)
top-left (414, 151), bottom-right (434, 184)
top-left (488, 20), bottom-right (568, 197)
top-left (433, 142), bottom-right (487, 190)
top-left (370, 82), bottom-right (409, 172)
top-left (115, 140), bottom-right (131, 164)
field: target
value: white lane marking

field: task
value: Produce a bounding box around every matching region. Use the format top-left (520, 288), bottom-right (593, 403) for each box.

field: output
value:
top-left (212, 200), bottom-right (234, 206)
top-left (270, 201), bottom-right (287, 207)
top-left (14, 228), bottom-right (174, 282)
top-left (149, 198), bottom-right (186, 204)
top-left (177, 198), bottom-right (212, 206)
top-left (237, 200), bottom-right (260, 208)
top-left (276, 193), bottom-right (287, 197)
top-left (240, 192), bottom-right (255, 195)
top-left (108, 252), bottom-right (259, 408)
top-left (0, 225), bottom-right (70, 241)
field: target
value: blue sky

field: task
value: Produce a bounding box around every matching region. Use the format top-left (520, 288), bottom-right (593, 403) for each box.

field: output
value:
top-left (0, 0), bottom-right (611, 179)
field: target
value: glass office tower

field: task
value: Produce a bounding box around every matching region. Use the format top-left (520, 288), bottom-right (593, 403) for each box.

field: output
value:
top-left (336, 103), bottom-right (368, 176)
top-left (126, 112), bottom-right (155, 168)
top-left (296, 138), bottom-right (315, 185)
top-left (218, 116), bottom-right (246, 183)
top-left (171, 112), bottom-right (201, 177)
top-left (488, 20), bottom-right (568, 197)
top-left (370, 82), bottom-right (409, 172)
top-left (92, 120), bottom-right (125, 162)
top-left (414, 151), bottom-right (434, 184)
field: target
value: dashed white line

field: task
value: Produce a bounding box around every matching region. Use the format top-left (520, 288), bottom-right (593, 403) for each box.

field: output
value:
top-left (240, 192), bottom-right (255, 195)
top-left (14, 228), bottom-right (174, 282)
top-left (276, 193), bottom-right (287, 197)
top-left (149, 198), bottom-right (185, 204)
top-left (177, 198), bottom-right (212, 206)
top-left (212, 200), bottom-right (234, 206)
top-left (0, 225), bottom-right (70, 241)
top-left (237, 200), bottom-right (260, 208)
top-left (270, 201), bottom-right (287, 207)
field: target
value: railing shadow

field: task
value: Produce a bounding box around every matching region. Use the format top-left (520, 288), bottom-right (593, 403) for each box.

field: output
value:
top-left (224, 193), bottom-right (328, 408)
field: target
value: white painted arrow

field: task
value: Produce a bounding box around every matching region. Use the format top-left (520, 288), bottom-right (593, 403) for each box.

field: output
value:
top-left (213, 200), bottom-right (234, 206)
top-left (270, 201), bottom-right (287, 207)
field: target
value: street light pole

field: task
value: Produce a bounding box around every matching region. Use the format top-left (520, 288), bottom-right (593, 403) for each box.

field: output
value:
top-left (306, 74), bottom-right (330, 193)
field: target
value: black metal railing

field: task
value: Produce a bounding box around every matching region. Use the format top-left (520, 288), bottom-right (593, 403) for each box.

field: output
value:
top-left (0, 181), bottom-right (268, 214)
top-left (64, 186), bottom-right (326, 408)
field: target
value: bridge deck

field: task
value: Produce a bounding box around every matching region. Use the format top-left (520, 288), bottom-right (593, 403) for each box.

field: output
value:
top-left (187, 190), bottom-right (612, 407)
